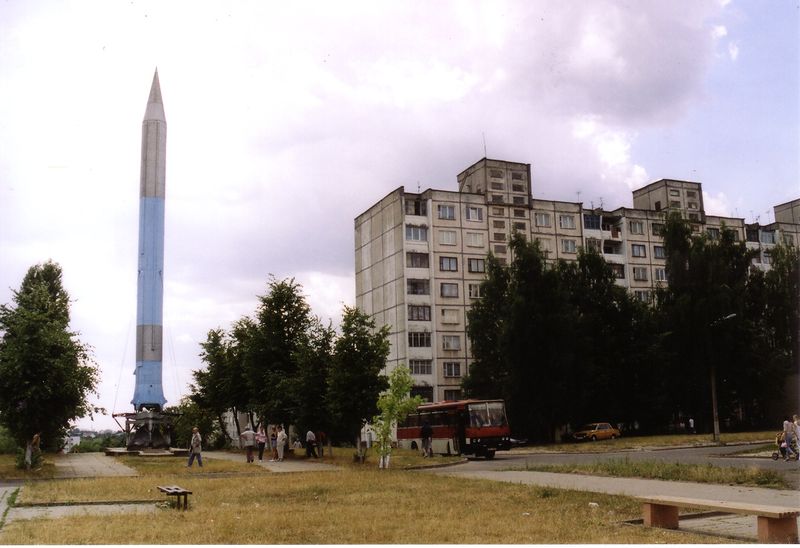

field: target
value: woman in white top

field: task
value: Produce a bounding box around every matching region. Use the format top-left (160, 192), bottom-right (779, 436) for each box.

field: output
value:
top-left (276, 425), bottom-right (288, 461)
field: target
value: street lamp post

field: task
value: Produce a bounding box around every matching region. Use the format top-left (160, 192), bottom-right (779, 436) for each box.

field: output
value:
top-left (709, 313), bottom-right (736, 443)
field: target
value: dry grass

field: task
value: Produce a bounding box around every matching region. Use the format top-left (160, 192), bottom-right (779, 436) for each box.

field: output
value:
top-left (117, 455), bottom-right (262, 476)
top-left (519, 430), bottom-right (774, 453)
top-left (0, 455), bottom-right (57, 480)
top-left (518, 458), bottom-right (788, 489)
top-left (1, 469), bottom-right (730, 544)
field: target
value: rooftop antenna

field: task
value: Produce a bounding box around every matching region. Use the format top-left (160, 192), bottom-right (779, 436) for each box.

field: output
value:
top-left (482, 132), bottom-right (487, 158)
top-left (599, 196), bottom-right (604, 209)
top-left (576, 190), bottom-right (582, 204)
top-left (417, 181), bottom-right (420, 193)
top-left (766, 209), bottom-right (773, 224)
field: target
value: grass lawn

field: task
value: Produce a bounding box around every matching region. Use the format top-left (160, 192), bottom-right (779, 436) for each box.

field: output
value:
top-left (0, 455), bottom-right (57, 481)
top-left (515, 458), bottom-right (788, 489)
top-left (516, 430), bottom-right (775, 454)
top-left (2, 466), bottom-right (728, 544)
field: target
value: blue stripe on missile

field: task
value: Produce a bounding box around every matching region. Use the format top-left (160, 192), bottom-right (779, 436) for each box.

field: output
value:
top-left (136, 196), bottom-right (165, 326)
top-left (132, 360), bottom-right (167, 407)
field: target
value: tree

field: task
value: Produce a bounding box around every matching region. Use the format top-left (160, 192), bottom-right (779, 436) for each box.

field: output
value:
top-left (372, 364), bottom-right (422, 468)
top-left (327, 306), bottom-right (389, 452)
top-left (194, 326), bottom-right (242, 442)
top-left (166, 395), bottom-right (217, 450)
top-left (289, 318), bottom-right (334, 436)
top-left (0, 261), bottom-right (99, 457)
top-left (245, 277), bottom-right (313, 426)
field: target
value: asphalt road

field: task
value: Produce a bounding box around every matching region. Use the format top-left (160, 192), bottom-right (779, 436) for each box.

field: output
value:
top-left (459, 444), bottom-right (800, 489)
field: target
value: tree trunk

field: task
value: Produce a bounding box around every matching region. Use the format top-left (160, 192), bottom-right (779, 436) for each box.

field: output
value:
top-left (217, 414), bottom-right (232, 443)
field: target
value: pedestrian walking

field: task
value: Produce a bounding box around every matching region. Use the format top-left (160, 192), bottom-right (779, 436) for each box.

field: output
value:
top-left (269, 425), bottom-right (278, 461)
top-left (256, 425), bottom-right (267, 461)
top-left (240, 425), bottom-right (256, 463)
top-left (187, 427), bottom-right (203, 467)
top-left (782, 417), bottom-right (797, 461)
top-left (276, 425), bottom-right (288, 461)
top-left (317, 430), bottom-right (327, 457)
top-left (421, 421), bottom-right (433, 457)
top-left (306, 429), bottom-right (318, 458)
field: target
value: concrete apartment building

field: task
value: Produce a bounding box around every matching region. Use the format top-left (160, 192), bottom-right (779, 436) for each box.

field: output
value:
top-left (354, 158), bottom-right (800, 402)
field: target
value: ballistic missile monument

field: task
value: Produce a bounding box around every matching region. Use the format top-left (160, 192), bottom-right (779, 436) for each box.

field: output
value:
top-left (113, 70), bottom-right (177, 449)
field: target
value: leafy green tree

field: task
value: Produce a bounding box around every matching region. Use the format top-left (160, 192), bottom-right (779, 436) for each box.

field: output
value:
top-left (166, 395), bottom-right (217, 450)
top-left (372, 364), bottom-right (422, 468)
top-left (0, 261), bottom-right (99, 455)
top-left (328, 306), bottom-right (389, 451)
top-left (290, 318), bottom-right (335, 436)
top-left (194, 327), bottom-right (240, 441)
top-left (246, 278), bottom-right (313, 426)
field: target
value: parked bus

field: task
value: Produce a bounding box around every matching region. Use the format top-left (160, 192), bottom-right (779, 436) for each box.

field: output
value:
top-left (397, 399), bottom-right (511, 459)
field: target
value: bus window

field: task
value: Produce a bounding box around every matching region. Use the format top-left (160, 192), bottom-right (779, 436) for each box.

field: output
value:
top-left (468, 403), bottom-right (489, 427)
top-left (487, 402), bottom-right (507, 426)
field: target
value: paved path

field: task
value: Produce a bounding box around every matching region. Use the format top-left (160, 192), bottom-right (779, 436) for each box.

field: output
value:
top-left (51, 452), bottom-right (139, 478)
top-left (202, 451), bottom-right (341, 473)
top-left (424, 466), bottom-right (800, 542)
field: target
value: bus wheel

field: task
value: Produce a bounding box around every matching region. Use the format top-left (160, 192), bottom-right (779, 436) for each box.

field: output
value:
top-left (411, 441), bottom-right (418, 450)
top-left (485, 450), bottom-right (496, 459)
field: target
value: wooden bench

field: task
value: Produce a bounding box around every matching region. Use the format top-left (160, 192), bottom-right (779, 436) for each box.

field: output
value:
top-left (638, 495), bottom-right (799, 544)
top-left (157, 485), bottom-right (192, 510)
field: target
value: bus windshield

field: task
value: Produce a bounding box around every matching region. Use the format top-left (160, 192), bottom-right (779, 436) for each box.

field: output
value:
top-left (468, 402), bottom-right (507, 427)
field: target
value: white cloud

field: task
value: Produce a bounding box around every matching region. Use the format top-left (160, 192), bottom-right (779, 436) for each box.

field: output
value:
top-left (711, 25), bottom-right (728, 40)
top-left (728, 42), bottom-right (740, 61)
top-left (703, 191), bottom-right (732, 216)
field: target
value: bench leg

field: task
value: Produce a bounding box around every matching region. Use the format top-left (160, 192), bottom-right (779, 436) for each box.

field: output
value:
top-left (642, 503), bottom-right (679, 529)
top-left (757, 516), bottom-right (798, 544)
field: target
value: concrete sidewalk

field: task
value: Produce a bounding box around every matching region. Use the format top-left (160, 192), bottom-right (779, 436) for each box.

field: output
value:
top-left (52, 452), bottom-right (139, 478)
top-left (425, 467), bottom-right (800, 542)
top-left (202, 450), bottom-right (341, 473)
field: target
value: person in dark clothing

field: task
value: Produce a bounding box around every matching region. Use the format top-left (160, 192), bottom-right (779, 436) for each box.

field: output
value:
top-left (420, 421), bottom-right (433, 457)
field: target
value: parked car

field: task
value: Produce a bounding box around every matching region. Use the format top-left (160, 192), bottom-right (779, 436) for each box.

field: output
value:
top-left (572, 422), bottom-right (620, 442)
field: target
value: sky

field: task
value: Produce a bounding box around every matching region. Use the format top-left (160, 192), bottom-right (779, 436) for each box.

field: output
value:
top-left (0, 1), bottom-right (798, 431)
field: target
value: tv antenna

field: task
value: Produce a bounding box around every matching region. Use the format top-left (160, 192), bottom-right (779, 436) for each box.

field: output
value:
top-left (482, 132), bottom-right (487, 158)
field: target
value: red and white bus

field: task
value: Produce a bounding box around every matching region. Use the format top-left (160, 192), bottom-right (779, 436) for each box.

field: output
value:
top-left (397, 399), bottom-right (511, 459)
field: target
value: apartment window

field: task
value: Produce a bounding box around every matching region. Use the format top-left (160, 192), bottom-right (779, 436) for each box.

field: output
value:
top-left (466, 206), bottom-right (484, 221)
top-left (442, 335), bottom-right (461, 351)
top-left (408, 305), bottom-right (431, 321)
top-left (687, 202), bottom-right (698, 210)
top-left (686, 190), bottom-right (697, 198)
top-left (513, 222), bottom-right (526, 231)
top-left (405, 225), bottom-right (428, 241)
top-left (634, 290), bottom-right (651, 303)
top-left (443, 362), bottom-right (462, 377)
top-left (707, 227), bottom-right (720, 240)
top-left (629, 220), bottom-right (644, 234)
top-left (440, 283), bottom-right (459, 298)
top-left (493, 220), bottom-right (505, 229)
top-left (441, 308), bottom-right (459, 324)
top-left (513, 196), bottom-right (526, 205)
top-left (494, 232), bottom-right (506, 241)
top-left (763, 251), bottom-right (772, 264)
top-left (439, 256), bottom-right (458, 272)
top-left (610, 264), bottom-right (625, 279)
top-left (511, 171), bottom-right (524, 181)
top-left (468, 258), bottom-right (486, 273)
top-left (437, 204), bottom-right (455, 220)
top-left (443, 389), bottom-right (462, 401)
top-left (490, 182), bottom-right (504, 190)
top-left (494, 245), bottom-right (507, 254)
top-left (492, 207), bottom-right (504, 215)
top-left (406, 252), bottom-right (429, 268)
top-left (512, 183), bottom-right (525, 193)
top-left (583, 214), bottom-right (601, 230)
top-left (783, 234), bottom-right (795, 246)
top-left (562, 239), bottom-right (577, 253)
top-left (586, 238), bottom-right (601, 253)
top-left (631, 244), bottom-right (647, 257)
top-left (489, 169), bottom-right (503, 178)
top-left (760, 231), bottom-right (776, 244)
top-left (409, 359), bottom-right (432, 375)
top-left (633, 266), bottom-right (648, 281)
top-left (670, 200), bottom-right (681, 208)
top-left (688, 214), bottom-right (700, 222)
top-left (491, 194), bottom-right (504, 203)
top-left (746, 228), bottom-right (759, 242)
top-left (535, 212), bottom-right (551, 227)
top-left (514, 208), bottom-right (526, 218)
top-left (654, 201), bottom-right (662, 211)
top-left (407, 279), bottom-right (430, 295)
top-left (466, 232), bottom-right (484, 247)
top-left (405, 199), bottom-right (427, 216)
top-left (559, 215), bottom-right (576, 229)
top-left (654, 246), bottom-right (665, 259)
top-left (469, 283), bottom-right (482, 298)
top-left (655, 268), bottom-right (667, 282)
top-left (669, 189), bottom-right (680, 197)
top-left (439, 230), bottom-right (457, 245)
top-left (408, 332), bottom-right (431, 348)
top-left (652, 223), bottom-right (664, 236)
